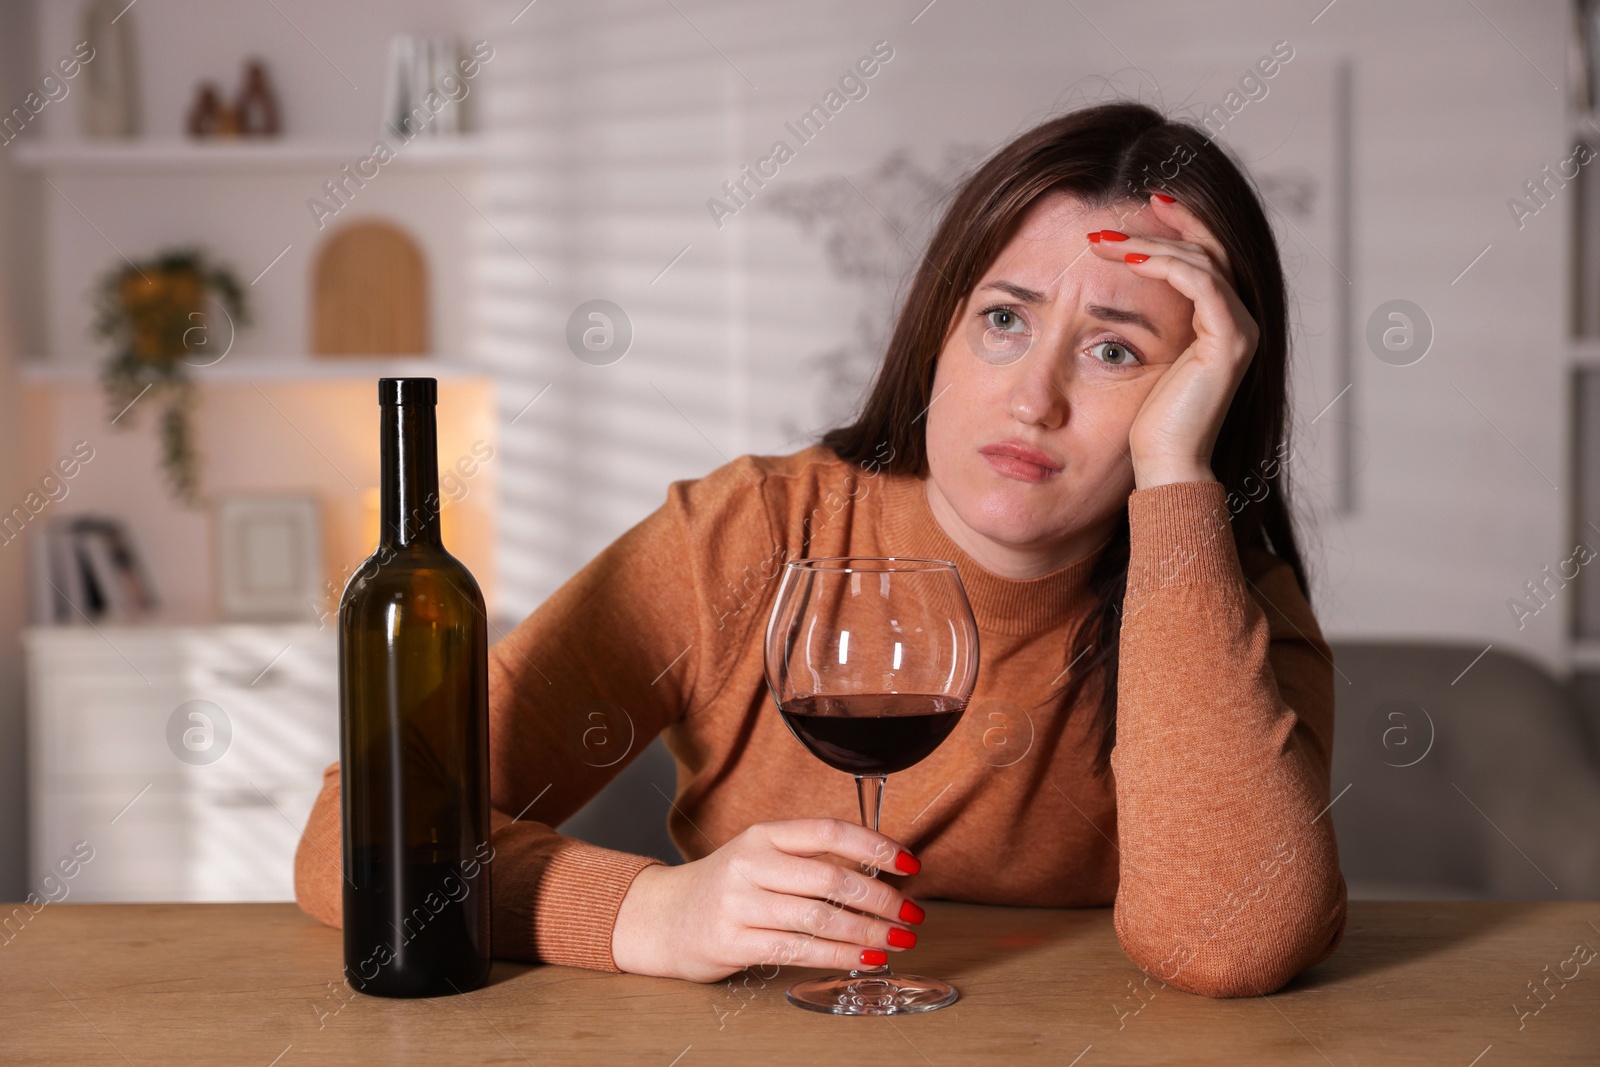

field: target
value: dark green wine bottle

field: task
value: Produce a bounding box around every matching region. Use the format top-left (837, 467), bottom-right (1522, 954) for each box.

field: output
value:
top-left (339, 377), bottom-right (492, 998)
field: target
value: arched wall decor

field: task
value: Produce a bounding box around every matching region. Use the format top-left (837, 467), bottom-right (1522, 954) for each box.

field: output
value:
top-left (311, 219), bottom-right (429, 356)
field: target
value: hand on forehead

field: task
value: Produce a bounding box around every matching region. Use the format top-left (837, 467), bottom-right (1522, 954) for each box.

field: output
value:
top-left (1083, 198), bottom-right (1183, 241)
top-left (1027, 194), bottom-right (1184, 251)
top-left (983, 194), bottom-right (1190, 305)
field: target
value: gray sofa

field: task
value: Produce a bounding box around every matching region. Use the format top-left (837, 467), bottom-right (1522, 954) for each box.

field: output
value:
top-left (1329, 640), bottom-right (1600, 900)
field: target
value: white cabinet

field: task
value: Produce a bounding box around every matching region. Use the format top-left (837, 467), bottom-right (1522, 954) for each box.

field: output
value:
top-left (25, 624), bottom-right (339, 902)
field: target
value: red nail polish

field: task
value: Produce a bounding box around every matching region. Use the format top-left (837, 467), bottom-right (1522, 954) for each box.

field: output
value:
top-left (1087, 231), bottom-right (1102, 243)
top-left (899, 899), bottom-right (926, 925)
top-left (1124, 252), bottom-right (1150, 264)
top-left (887, 927), bottom-right (917, 949)
top-left (1152, 193), bottom-right (1176, 203)
top-left (1098, 229), bottom-right (1129, 241)
top-left (860, 949), bottom-right (888, 967)
top-left (893, 850), bottom-right (920, 875)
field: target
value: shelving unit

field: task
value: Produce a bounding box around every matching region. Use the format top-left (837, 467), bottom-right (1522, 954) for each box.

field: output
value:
top-left (4, 0), bottom-right (510, 910)
top-left (17, 125), bottom-right (494, 383)
top-left (20, 124), bottom-right (493, 374)
top-left (17, 355), bottom-right (485, 383)
top-left (10, 135), bottom-right (506, 173)
top-left (15, 126), bottom-right (499, 621)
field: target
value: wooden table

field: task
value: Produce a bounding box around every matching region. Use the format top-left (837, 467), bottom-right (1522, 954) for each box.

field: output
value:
top-left (2, 901), bottom-right (1596, 1065)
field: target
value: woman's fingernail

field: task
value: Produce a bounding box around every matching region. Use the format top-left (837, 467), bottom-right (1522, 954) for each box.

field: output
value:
top-left (887, 927), bottom-right (917, 949)
top-left (1151, 192), bottom-right (1176, 203)
top-left (1124, 252), bottom-right (1150, 264)
top-left (1098, 229), bottom-right (1129, 241)
top-left (899, 899), bottom-right (926, 925)
top-left (1087, 231), bottom-right (1102, 243)
top-left (860, 949), bottom-right (888, 966)
top-left (893, 850), bottom-right (920, 875)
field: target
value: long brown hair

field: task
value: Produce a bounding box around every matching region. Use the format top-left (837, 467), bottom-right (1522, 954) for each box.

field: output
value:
top-left (818, 101), bottom-right (1311, 779)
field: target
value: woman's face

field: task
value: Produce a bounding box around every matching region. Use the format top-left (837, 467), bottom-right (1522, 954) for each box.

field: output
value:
top-left (923, 191), bottom-right (1198, 559)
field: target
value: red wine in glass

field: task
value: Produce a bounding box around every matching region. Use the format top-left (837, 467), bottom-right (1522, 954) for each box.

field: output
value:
top-left (765, 556), bottom-right (979, 1016)
top-left (778, 693), bottom-right (967, 776)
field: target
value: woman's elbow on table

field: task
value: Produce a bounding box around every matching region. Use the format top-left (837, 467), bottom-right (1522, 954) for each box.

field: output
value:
top-left (1149, 931), bottom-right (1339, 999)
top-left (1115, 891), bottom-right (1348, 998)
top-left (293, 760), bottom-right (345, 930)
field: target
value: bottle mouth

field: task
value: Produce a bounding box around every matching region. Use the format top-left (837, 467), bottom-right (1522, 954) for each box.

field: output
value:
top-left (378, 377), bottom-right (437, 406)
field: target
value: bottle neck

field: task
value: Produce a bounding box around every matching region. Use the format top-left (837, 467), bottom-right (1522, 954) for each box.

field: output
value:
top-left (379, 401), bottom-right (441, 549)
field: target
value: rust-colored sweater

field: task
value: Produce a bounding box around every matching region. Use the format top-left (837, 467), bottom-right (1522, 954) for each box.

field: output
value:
top-left (295, 445), bottom-right (1346, 997)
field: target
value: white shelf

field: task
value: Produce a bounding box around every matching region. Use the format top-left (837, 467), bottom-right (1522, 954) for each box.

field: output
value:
top-left (22, 618), bottom-right (333, 642)
top-left (23, 615), bottom-right (525, 640)
top-left (10, 135), bottom-right (497, 173)
top-left (17, 355), bottom-right (491, 384)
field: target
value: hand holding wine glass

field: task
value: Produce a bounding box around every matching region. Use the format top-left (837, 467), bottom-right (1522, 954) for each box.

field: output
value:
top-left (610, 818), bottom-right (925, 983)
top-left (612, 555), bottom-right (977, 1008)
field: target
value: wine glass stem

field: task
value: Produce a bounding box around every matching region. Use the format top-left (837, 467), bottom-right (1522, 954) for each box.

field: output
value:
top-left (855, 773), bottom-right (886, 835)
top-left (853, 774), bottom-right (890, 978)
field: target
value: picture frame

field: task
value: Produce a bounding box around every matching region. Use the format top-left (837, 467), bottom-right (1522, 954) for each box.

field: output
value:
top-left (213, 494), bottom-right (323, 621)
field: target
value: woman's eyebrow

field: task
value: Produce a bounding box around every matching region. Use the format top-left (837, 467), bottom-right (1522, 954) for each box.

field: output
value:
top-left (981, 279), bottom-right (1049, 303)
top-left (1085, 303), bottom-right (1163, 339)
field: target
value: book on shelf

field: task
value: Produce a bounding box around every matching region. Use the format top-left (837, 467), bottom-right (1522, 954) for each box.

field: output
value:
top-left (29, 515), bottom-right (159, 625)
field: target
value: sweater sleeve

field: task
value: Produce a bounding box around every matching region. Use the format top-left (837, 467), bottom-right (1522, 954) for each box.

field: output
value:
top-left (293, 455), bottom-right (782, 971)
top-left (1108, 478), bottom-right (1347, 998)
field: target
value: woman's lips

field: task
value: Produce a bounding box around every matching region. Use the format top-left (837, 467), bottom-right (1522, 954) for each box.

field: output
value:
top-left (983, 453), bottom-right (1054, 482)
top-left (980, 446), bottom-right (1060, 484)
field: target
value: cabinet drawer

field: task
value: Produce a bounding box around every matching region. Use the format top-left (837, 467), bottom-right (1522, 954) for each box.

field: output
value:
top-left (31, 785), bottom-right (320, 902)
top-left (34, 645), bottom-right (338, 788)
top-left (37, 677), bottom-right (185, 785)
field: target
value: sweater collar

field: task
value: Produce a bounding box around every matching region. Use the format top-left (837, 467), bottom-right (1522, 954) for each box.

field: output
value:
top-left (874, 468), bottom-right (1106, 636)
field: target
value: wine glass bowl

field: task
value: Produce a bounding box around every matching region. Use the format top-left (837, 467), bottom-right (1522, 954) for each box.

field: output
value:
top-left (764, 556), bottom-right (980, 1015)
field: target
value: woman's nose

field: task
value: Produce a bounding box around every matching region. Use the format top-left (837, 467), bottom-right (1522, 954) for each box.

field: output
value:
top-left (1005, 354), bottom-right (1067, 429)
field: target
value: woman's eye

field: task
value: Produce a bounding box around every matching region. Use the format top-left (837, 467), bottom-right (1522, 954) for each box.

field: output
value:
top-left (985, 308), bottom-right (1026, 333)
top-left (1090, 340), bottom-right (1140, 367)
top-left (967, 305), bottom-right (1032, 365)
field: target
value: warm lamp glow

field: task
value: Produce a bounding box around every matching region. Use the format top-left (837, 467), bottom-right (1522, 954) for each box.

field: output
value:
top-left (360, 486), bottom-right (381, 553)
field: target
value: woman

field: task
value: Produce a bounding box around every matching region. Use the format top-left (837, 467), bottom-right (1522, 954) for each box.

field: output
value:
top-left (295, 101), bottom-right (1346, 999)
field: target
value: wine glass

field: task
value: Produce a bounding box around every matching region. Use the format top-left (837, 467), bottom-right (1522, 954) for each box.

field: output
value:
top-left (763, 556), bottom-right (980, 1015)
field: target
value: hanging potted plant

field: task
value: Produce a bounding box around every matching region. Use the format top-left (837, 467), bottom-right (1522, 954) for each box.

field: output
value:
top-left (92, 247), bottom-right (249, 507)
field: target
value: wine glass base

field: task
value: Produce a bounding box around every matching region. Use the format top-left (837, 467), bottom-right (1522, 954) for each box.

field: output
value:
top-left (785, 971), bottom-right (959, 1015)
